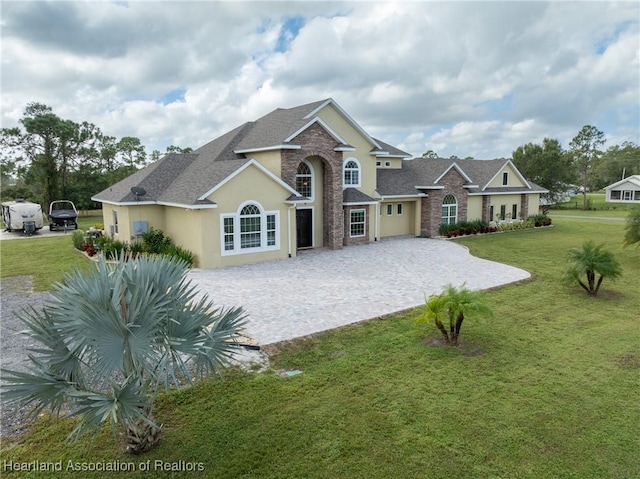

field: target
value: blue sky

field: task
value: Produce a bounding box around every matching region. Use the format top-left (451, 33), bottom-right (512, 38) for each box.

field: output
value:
top-left (1, 1), bottom-right (638, 159)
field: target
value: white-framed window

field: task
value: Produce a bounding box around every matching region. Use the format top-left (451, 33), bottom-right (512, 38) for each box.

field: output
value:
top-left (343, 158), bottom-right (361, 187)
top-left (441, 194), bottom-right (457, 225)
top-left (512, 204), bottom-right (518, 220)
top-left (112, 210), bottom-right (119, 234)
top-left (385, 161), bottom-right (391, 167)
top-left (502, 172), bottom-right (509, 186)
top-left (350, 209), bottom-right (366, 237)
top-left (397, 203), bottom-right (403, 215)
top-left (296, 161), bottom-right (314, 199)
top-left (500, 204), bottom-right (506, 220)
top-left (623, 190), bottom-right (632, 201)
top-left (221, 201), bottom-right (279, 255)
top-left (376, 160), bottom-right (381, 167)
top-left (386, 204), bottom-right (393, 215)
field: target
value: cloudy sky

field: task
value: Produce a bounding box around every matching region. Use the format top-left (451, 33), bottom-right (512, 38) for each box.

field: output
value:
top-left (2, 1), bottom-right (638, 160)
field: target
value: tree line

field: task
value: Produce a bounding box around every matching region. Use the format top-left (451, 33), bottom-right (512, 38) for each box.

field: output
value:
top-left (0, 103), bottom-right (191, 211)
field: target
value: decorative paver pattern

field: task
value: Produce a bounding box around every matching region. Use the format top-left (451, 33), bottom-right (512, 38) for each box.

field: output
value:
top-left (188, 237), bottom-right (530, 345)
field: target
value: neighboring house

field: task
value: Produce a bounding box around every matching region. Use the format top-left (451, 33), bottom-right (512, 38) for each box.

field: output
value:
top-left (92, 98), bottom-right (547, 268)
top-left (604, 175), bottom-right (640, 204)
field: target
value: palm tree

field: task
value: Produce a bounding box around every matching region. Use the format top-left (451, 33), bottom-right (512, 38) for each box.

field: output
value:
top-left (564, 241), bottom-right (622, 296)
top-left (417, 284), bottom-right (493, 346)
top-left (1, 254), bottom-right (246, 453)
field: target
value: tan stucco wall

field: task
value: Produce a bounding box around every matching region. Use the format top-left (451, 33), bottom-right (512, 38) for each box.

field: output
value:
top-left (490, 194), bottom-right (525, 220)
top-left (163, 208), bottom-right (205, 267)
top-left (103, 205), bottom-right (131, 241)
top-left (206, 163), bottom-right (294, 268)
top-left (379, 200), bottom-right (418, 237)
top-left (488, 164), bottom-right (527, 188)
top-left (376, 158), bottom-right (403, 169)
top-left (251, 150), bottom-right (282, 177)
top-left (527, 194), bottom-right (542, 216)
top-left (467, 196), bottom-right (483, 221)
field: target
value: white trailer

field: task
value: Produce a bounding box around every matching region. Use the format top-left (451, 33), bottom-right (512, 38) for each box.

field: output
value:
top-left (1, 199), bottom-right (44, 235)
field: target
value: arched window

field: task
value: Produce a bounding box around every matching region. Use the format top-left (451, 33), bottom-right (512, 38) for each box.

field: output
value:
top-left (221, 201), bottom-right (279, 255)
top-left (240, 204), bottom-right (262, 249)
top-left (343, 158), bottom-right (361, 187)
top-left (441, 194), bottom-right (457, 225)
top-left (296, 161), bottom-right (313, 199)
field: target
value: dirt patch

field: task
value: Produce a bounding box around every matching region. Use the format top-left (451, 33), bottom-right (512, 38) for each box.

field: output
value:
top-left (422, 335), bottom-right (485, 357)
top-left (615, 352), bottom-right (640, 370)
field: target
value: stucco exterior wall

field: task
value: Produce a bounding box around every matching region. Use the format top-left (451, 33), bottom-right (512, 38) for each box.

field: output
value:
top-left (379, 200), bottom-right (417, 237)
top-left (488, 164), bottom-right (527, 188)
top-left (250, 150), bottom-right (282, 177)
top-left (103, 204), bottom-right (132, 241)
top-left (490, 194), bottom-right (525, 220)
top-left (376, 158), bottom-right (403, 169)
top-left (526, 193), bottom-right (541, 216)
top-left (466, 196), bottom-right (483, 221)
top-left (163, 207), bottom-right (204, 266)
top-left (206, 163), bottom-right (294, 268)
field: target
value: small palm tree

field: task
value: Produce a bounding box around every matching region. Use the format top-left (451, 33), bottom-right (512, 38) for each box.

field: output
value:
top-left (417, 284), bottom-right (493, 346)
top-left (1, 254), bottom-right (246, 453)
top-left (564, 241), bottom-right (622, 296)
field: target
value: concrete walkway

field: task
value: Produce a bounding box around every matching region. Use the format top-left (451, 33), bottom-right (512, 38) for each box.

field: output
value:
top-left (188, 237), bottom-right (530, 346)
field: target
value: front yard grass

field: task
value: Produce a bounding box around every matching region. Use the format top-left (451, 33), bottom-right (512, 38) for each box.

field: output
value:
top-left (1, 217), bottom-right (638, 478)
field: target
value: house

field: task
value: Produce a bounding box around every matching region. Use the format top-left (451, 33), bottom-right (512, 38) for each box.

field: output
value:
top-left (604, 175), bottom-right (640, 204)
top-left (92, 99), bottom-right (547, 268)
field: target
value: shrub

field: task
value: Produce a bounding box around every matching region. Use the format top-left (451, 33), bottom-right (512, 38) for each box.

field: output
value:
top-left (71, 230), bottom-right (85, 251)
top-left (164, 244), bottom-right (197, 267)
top-left (102, 240), bottom-right (128, 260)
top-left (82, 243), bottom-right (97, 257)
top-left (142, 228), bottom-right (173, 254)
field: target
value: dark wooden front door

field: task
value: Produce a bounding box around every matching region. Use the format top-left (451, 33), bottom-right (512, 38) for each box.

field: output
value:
top-left (296, 209), bottom-right (313, 249)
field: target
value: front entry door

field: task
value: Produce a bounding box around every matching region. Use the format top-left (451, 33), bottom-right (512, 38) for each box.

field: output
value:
top-left (296, 209), bottom-right (313, 249)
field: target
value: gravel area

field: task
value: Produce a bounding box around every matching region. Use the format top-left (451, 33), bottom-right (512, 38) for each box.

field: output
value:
top-left (0, 276), bottom-right (51, 439)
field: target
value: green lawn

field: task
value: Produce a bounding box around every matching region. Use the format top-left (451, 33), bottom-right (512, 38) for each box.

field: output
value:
top-left (1, 217), bottom-right (638, 478)
top-left (550, 192), bottom-right (635, 217)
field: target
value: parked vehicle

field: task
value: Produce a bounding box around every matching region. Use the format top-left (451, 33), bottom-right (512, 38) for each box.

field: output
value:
top-left (48, 200), bottom-right (78, 231)
top-left (1, 199), bottom-right (44, 235)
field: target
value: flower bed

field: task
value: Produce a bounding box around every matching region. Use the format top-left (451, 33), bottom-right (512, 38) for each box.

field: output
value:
top-left (441, 215), bottom-right (552, 238)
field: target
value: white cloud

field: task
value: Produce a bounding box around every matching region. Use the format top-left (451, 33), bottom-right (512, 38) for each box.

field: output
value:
top-left (1, 1), bottom-right (637, 160)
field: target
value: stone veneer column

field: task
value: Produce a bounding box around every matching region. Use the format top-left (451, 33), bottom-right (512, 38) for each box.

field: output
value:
top-left (482, 195), bottom-right (491, 222)
top-left (281, 123), bottom-right (344, 250)
top-left (520, 194), bottom-right (529, 220)
top-left (420, 168), bottom-right (469, 237)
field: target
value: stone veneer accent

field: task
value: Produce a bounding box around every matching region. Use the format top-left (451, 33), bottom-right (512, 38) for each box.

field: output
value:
top-left (482, 195), bottom-right (491, 222)
top-left (343, 205), bottom-right (370, 246)
top-left (420, 168), bottom-right (469, 237)
top-left (281, 123), bottom-right (344, 249)
top-left (520, 194), bottom-right (529, 219)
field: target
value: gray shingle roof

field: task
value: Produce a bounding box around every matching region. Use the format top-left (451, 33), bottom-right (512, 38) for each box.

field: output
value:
top-left (377, 157), bottom-right (548, 197)
top-left (343, 188), bottom-right (377, 204)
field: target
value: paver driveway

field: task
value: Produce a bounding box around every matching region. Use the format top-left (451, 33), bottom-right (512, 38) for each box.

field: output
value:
top-left (188, 236), bottom-right (530, 346)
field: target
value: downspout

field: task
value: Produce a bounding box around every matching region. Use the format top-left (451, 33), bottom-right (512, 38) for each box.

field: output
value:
top-left (375, 200), bottom-right (380, 241)
top-left (287, 205), bottom-right (296, 258)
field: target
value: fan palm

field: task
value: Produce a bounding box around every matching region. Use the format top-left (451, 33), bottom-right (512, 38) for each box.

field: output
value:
top-left (417, 284), bottom-right (493, 346)
top-left (1, 254), bottom-right (246, 453)
top-left (564, 241), bottom-right (622, 296)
